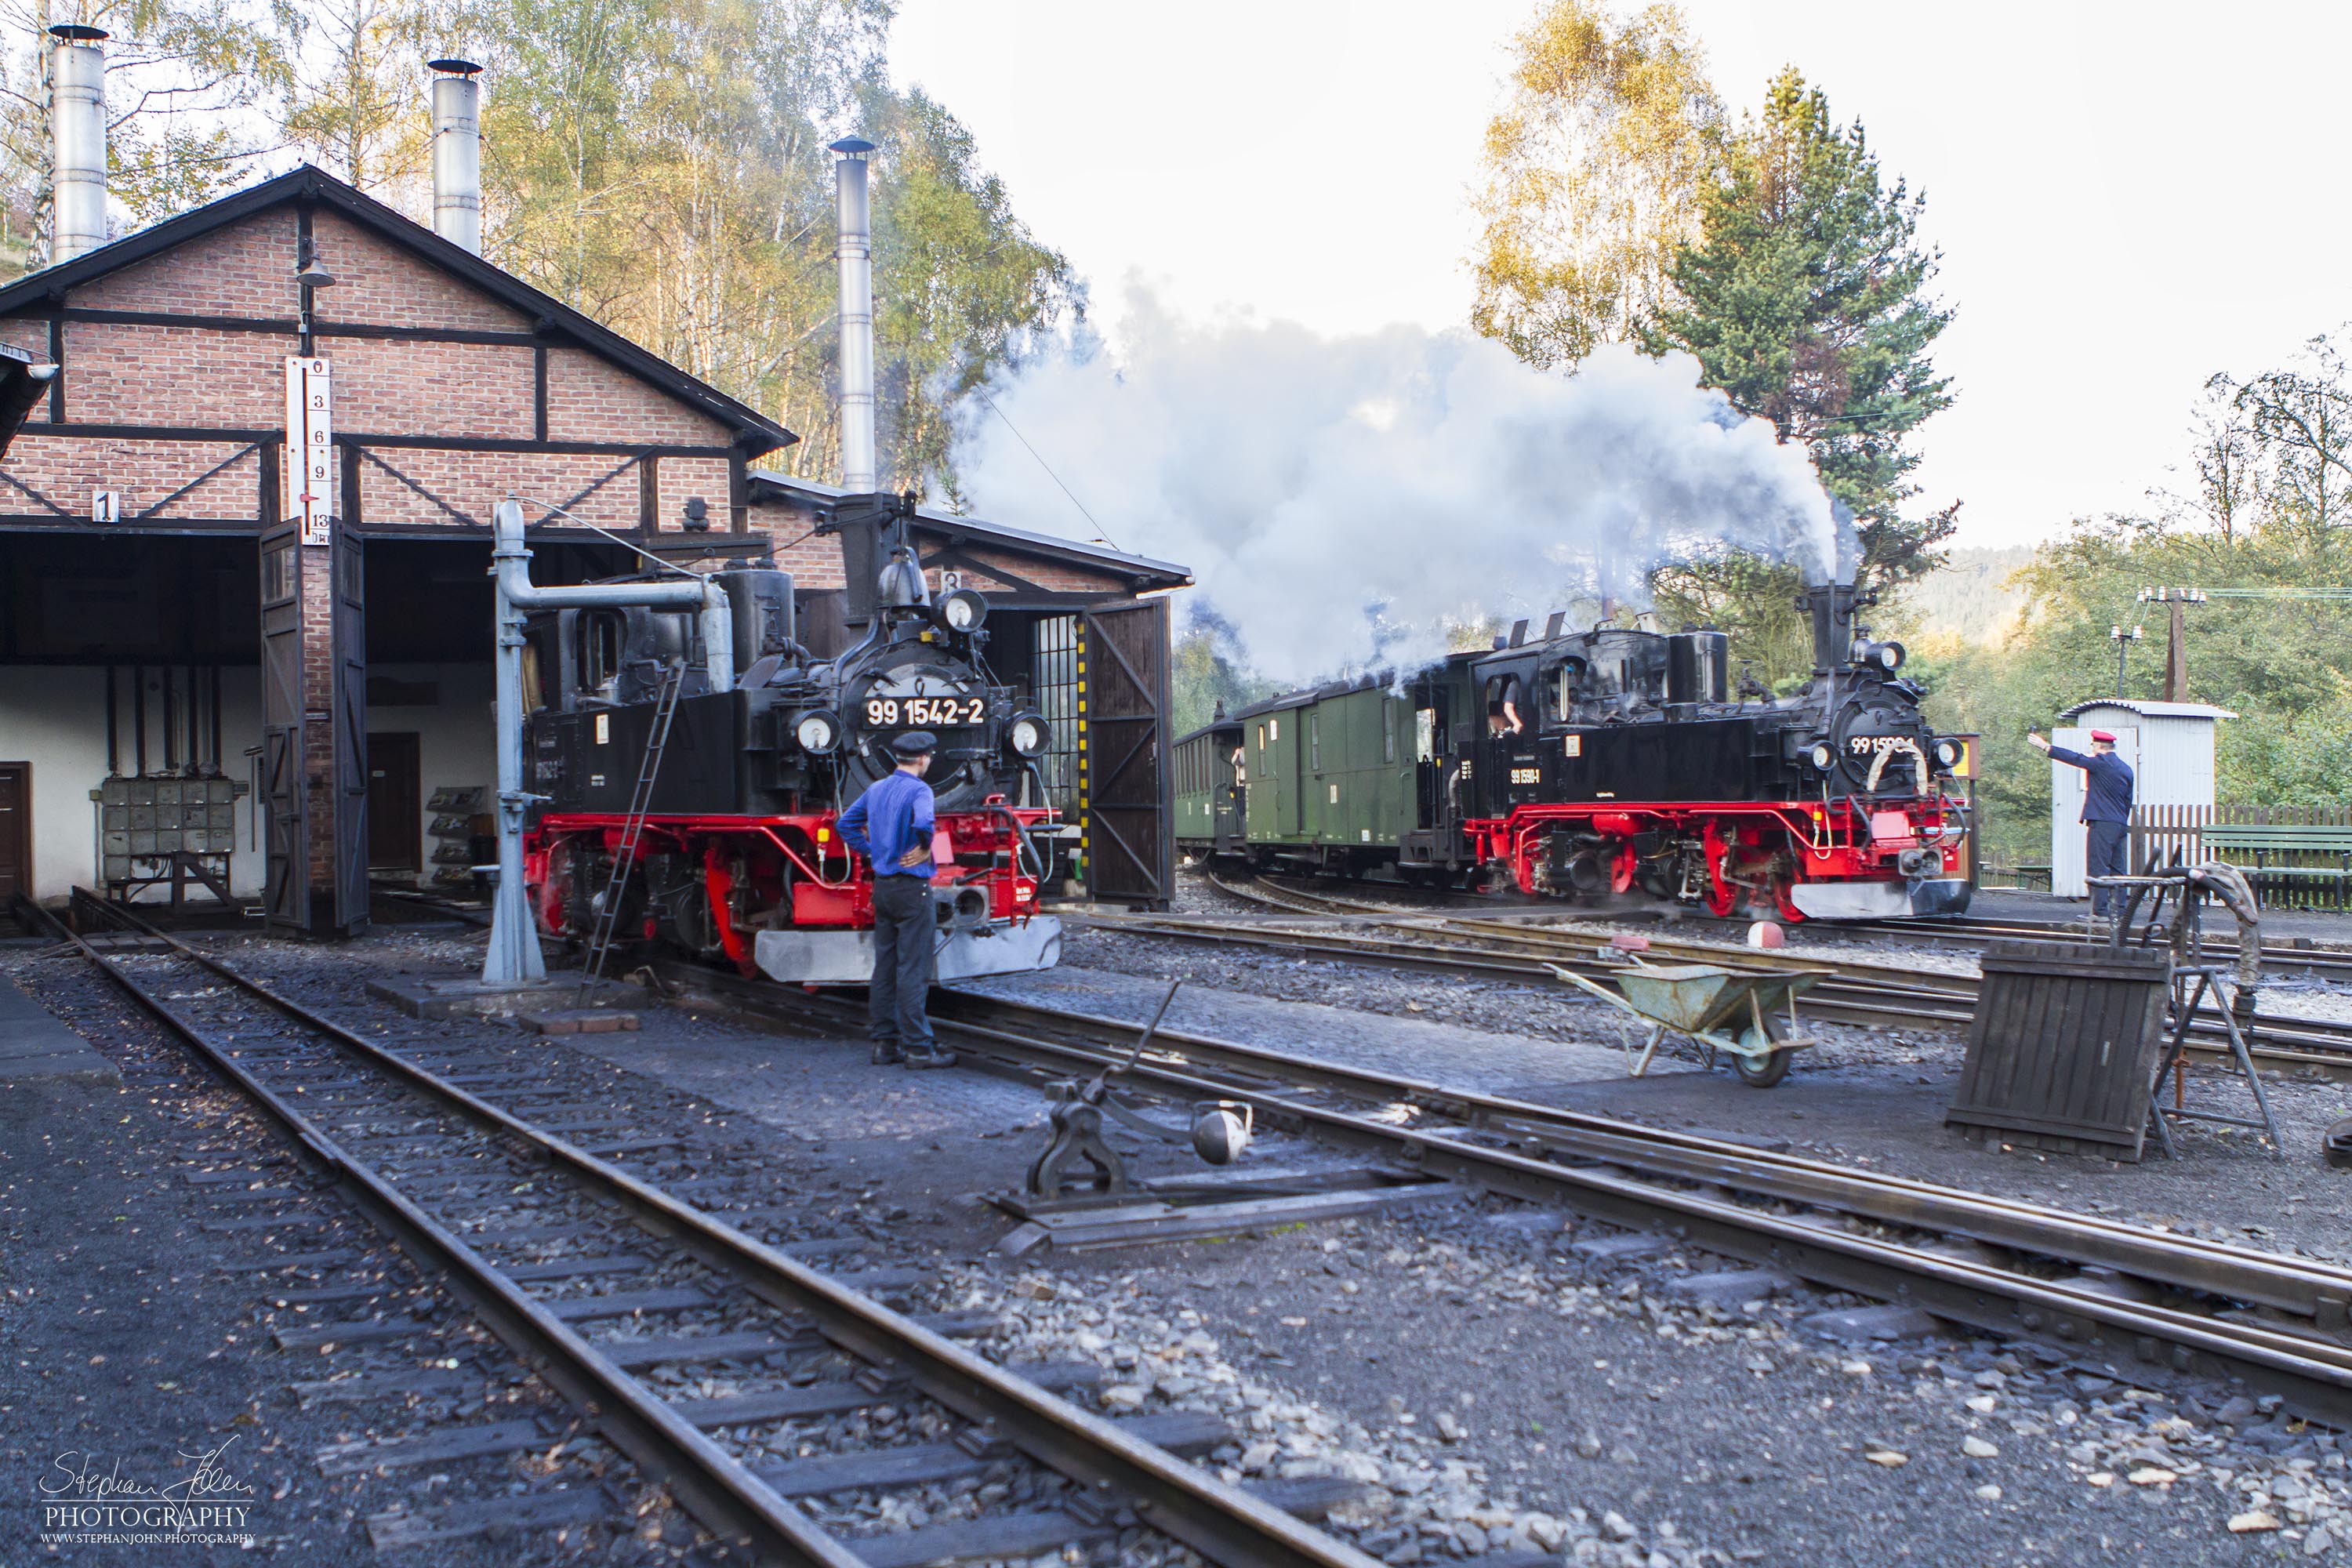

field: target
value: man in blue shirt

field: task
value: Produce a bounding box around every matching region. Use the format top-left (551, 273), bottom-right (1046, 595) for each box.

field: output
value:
top-left (2030, 728), bottom-right (2136, 916)
top-left (837, 731), bottom-right (956, 1069)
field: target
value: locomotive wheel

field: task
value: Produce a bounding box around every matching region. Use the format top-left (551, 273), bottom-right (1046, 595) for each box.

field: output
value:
top-left (1732, 1013), bottom-right (1795, 1088)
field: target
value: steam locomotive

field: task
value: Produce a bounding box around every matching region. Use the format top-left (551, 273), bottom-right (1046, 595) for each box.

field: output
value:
top-left (521, 492), bottom-right (1063, 981)
top-left (1175, 581), bottom-right (1970, 921)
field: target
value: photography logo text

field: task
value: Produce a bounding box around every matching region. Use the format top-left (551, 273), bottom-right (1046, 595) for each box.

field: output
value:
top-left (34, 1436), bottom-right (260, 1547)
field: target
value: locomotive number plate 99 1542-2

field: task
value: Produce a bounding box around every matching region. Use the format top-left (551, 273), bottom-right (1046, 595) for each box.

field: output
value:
top-left (866, 695), bottom-right (988, 728)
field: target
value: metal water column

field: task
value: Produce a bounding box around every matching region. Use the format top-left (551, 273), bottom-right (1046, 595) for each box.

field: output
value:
top-left (481, 499), bottom-right (734, 985)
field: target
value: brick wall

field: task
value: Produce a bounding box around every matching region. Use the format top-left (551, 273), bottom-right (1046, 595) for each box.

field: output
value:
top-left (544, 347), bottom-right (732, 447)
top-left (2, 433), bottom-right (262, 520)
top-left (0, 194), bottom-right (782, 931)
top-left (310, 211), bottom-right (531, 333)
top-left (325, 335), bottom-right (532, 437)
top-left (75, 209), bottom-right (299, 317)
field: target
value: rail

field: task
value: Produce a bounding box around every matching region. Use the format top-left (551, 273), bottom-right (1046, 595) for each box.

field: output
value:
top-left (666, 966), bottom-right (2352, 1430)
top-left (1174, 874), bottom-right (2352, 1076)
top-left (55, 889), bottom-right (1377, 1568)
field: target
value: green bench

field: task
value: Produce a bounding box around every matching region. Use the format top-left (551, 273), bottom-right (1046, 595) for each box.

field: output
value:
top-left (2198, 823), bottom-right (2352, 907)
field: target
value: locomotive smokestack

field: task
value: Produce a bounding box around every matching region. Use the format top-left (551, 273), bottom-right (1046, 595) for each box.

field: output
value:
top-left (831, 136), bottom-right (877, 492)
top-left (1803, 580), bottom-right (1860, 673)
top-left (427, 59), bottom-right (484, 255)
top-left (48, 24), bottom-right (107, 263)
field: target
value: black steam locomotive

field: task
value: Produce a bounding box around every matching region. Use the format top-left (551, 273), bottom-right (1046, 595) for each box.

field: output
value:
top-left (521, 492), bottom-right (1062, 981)
top-left (1175, 581), bottom-right (1969, 921)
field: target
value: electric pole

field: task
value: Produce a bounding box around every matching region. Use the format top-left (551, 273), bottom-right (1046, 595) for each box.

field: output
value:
top-left (2108, 622), bottom-right (2143, 698)
top-left (2136, 586), bottom-right (2208, 700)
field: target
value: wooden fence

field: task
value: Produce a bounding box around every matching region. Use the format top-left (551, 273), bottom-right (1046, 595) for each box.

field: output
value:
top-left (2132, 803), bottom-right (2352, 910)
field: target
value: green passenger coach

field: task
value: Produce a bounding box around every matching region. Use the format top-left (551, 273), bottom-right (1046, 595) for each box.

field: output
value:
top-left (1176, 678), bottom-right (1419, 874)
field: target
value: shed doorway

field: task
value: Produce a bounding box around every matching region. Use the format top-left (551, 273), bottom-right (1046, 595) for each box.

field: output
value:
top-left (0, 762), bottom-right (27, 902)
top-left (366, 732), bottom-right (422, 874)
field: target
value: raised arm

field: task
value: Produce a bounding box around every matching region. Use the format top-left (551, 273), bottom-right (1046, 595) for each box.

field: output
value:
top-left (2030, 731), bottom-right (2090, 770)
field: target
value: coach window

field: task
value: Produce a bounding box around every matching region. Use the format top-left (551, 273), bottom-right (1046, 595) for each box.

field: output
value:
top-left (1383, 696), bottom-right (1396, 764)
top-left (1310, 713), bottom-right (1320, 770)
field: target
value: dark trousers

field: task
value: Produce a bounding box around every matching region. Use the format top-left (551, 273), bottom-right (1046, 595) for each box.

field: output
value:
top-left (868, 875), bottom-right (936, 1049)
top-left (2085, 819), bottom-right (2129, 914)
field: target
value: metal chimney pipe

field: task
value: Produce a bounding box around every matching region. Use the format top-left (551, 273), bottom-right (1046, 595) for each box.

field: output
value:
top-left (49, 25), bottom-right (107, 263)
top-left (427, 58), bottom-right (483, 254)
top-left (830, 136), bottom-right (877, 491)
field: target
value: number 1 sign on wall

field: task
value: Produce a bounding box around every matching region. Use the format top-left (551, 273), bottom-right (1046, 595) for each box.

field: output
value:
top-left (285, 356), bottom-right (334, 545)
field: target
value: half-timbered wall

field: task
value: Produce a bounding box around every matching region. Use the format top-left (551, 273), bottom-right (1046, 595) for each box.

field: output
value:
top-left (0, 193), bottom-right (774, 928)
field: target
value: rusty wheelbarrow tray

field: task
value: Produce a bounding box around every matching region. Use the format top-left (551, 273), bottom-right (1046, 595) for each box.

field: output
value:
top-left (1548, 959), bottom-right (1831, 1087)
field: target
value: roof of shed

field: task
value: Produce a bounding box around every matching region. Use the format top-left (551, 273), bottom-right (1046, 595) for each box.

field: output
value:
top-left (2059, 699), bottom-right (2238, 720)
top-left (748, 470), bottom-right (1191, 591)
top-left (0, 164), bottom-right (795, 455)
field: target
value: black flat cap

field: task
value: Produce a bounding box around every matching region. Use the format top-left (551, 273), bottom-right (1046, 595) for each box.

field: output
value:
top-left (891, 730), bottom-right (938, 757)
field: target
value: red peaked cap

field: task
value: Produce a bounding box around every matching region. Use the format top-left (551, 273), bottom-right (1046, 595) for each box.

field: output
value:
top-left (2089, 729), bottom-right (2118, 743)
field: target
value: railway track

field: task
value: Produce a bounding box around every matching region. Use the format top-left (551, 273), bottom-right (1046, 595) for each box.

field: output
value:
top-left (658, 963), bottom-right (2352, 1431)
top-left (42, 892), bottom-right (1377, 1567)
top-left (1117, 874), bottom-right (2352, 1076)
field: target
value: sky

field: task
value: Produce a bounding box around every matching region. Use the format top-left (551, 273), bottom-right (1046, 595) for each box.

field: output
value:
top-left (889, 1), bottom-right (2352, 555)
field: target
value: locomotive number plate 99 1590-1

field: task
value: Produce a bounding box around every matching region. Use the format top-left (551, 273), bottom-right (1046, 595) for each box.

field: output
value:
top-left (866, 695), bottom-right (988, 728)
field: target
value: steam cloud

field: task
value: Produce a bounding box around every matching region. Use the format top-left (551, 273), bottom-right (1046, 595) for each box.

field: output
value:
top-left (953, 295), bottom-right (1845, 684)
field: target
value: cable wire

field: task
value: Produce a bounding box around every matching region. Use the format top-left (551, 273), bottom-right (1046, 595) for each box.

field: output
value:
top-left (972, 387), bottom-right (1123, 552)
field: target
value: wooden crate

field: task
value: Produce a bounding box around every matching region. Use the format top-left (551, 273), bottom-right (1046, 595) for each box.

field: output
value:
top-left (1945, 941), bottom-right (2171, 1161)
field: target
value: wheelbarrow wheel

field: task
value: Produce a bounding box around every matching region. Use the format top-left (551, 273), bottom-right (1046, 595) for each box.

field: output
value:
top-left (1733, 1012), bottom-right (1795, 1088)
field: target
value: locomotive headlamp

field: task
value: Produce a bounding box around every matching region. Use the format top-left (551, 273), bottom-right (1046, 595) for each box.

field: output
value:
top-left (1934, 739), bottom-right (1961, 768)
top-left (794, 710), bottom-right (843, 754)
top-left (1009, 711), bottom-right (1050, 757)
top-left (1809, 742), bottom-right (1834, 770)
top-left (1871, 640), bottom-right (1907, 671)
top-left (938, 587), bottom-right (989, 633)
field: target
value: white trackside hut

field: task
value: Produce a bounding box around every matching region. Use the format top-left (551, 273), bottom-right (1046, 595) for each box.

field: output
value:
top-left (2049, 699), bottom-right (2232, 897)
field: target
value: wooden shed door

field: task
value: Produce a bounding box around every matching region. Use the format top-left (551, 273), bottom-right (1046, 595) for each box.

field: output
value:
top-left (0, 763), bottom-right (28, 902)
top-left (259, 514), bottom-right (308, 932)
top-left (331, 522), bottom-right (369, 932)
top-left (1080, 600), bottom-right (1173, 906)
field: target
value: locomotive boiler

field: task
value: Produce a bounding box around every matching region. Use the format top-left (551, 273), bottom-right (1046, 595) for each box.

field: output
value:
top-left (520, 490), bottom-right (1062, 981)
top-left (1176, 580), bottom-right (1970, 921)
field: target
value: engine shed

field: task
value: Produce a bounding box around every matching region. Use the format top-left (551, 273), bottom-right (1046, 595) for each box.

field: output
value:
top-left (0, 163), bottom-right (1189, 928)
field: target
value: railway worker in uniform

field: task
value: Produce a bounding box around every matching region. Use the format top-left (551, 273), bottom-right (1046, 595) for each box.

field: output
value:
top-left (2029, 727), bottom-right (2136, 916)
top-left (1486, 673), bottom-right (1526, 736)
top-left (838, 731), bottom-right (956, 1070)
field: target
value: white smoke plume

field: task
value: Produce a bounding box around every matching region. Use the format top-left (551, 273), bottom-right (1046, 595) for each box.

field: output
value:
top-left (953, 294), bottom-right (1846, 685)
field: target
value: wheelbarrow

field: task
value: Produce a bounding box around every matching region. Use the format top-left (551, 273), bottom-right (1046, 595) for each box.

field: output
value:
top-left (1548, 959), bottom-right (1828, 1087)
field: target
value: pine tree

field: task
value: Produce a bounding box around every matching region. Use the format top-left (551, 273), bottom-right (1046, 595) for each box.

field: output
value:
top-left (1646, 67), bottom-right (1955, 588)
